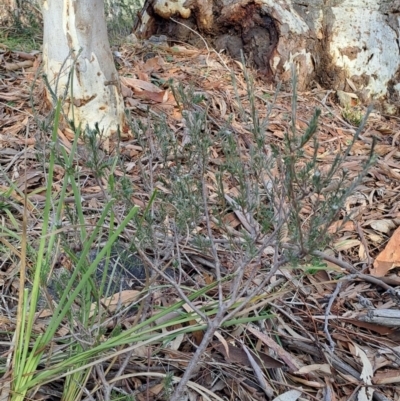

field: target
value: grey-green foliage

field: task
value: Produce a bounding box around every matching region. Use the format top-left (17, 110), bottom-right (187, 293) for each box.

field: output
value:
top-left (215, 65), bottom-right (374, 260)
top-left (110, 391), bottom-right (136, 401)
top-left (163, 372), bottom-right (175, 400)
top-left (81, 125), bottom-right (118, 178)
top-left (279, 70), bottom-right (375, 254)
top-left (129, 66), bottom-right (374, 269)
top-left (130, 84), bottom-right (210, 237)
top-left (212, 71), bottom-right (277, 262)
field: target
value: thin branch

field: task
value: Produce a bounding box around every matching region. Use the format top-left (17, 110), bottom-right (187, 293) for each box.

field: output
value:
top-left (169, 310), bottom-right (226, 401)
top-left (324, 281), bottom-right (342, 351)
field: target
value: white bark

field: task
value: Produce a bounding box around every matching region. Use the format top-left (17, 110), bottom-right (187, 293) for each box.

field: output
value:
top-left (262, 0), bottom-right (400, 101)
top-left (328, 3), bottom-right (399, 98)
top-left (42, 0), bottom-right (125, 136)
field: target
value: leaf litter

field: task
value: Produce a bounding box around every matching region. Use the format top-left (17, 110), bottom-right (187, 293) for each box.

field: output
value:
top-left (1, 34), bottom-right (400, 401)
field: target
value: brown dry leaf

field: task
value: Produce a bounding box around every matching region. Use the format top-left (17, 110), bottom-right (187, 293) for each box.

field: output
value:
top-left (168, 45), bottom-right (200, 56)
top-left (222, 212), bottom-right (241, 228)
top-left (25, 53), bottom-right (42, 81)
top-left (121, 77), bottom-right (170, 103)
top-left (181, 303), bottom-right (204, 345)
top-left (359, 243), bottom-right (367, 261)
top-left (125, 97), bottom-right (140, 107)
top-left (121, 83), bottom-right (133, 97)
top-left (334, 238), bottom-right (361, 251)
top-left (124, 78), bottom-right (170, 103)
top-left (366, 232), bottom-right (385, 244)
top-left (59, 127), bottom-right (74, 144)
top-left (375, 125), bottom-right (393, 135)
top-left (152, 102), bottom-right (177, 116)
top-left (247, 326), bottom-right (302, 373)
top-left (90, 290), bottom-right (140, 315)
top-left (136, 88), bottom-right (170, 103)
top-left (373, 352), bottom-right (396, 371)
top-left (328, 220), bottom-right (356, 234)
top-left (0, 91), bottom-right (28, 102)
top-left (87, 197), bottom-right (101, 208)
top-left (170, 108), bottom-right (182, 121)
top-left (203, 273), bottom-right (214, 285)
top-left (162, 349), bottom-right (191, 369)
top-left (369, 219), bottom-right (396, 234)
top-left (214, 331), bottom-right (230, 357)
top-left (211, 96), bottom-right (227, 118)
top-left (350, 343), bottom-right (373, 383)
top-left (0, 373), bottom-right (11, 400)
top-left (0, 185), bottom-right (34, 211)
top-left (323, 260), bottom-right (346, 272)
top-left (4, 60), bottom-right (33, 71)
top-left (143, 56), bottom-right (164, 72)
top-left (213, 342), bottom-right (284, 369)
top-left (371, 226), bottom-right (400, 277)
top-left (121, 77), bottom-right (160, 92)
top-left (135, 69), bottom-right (149, 81)
top-left (148, 383), bottom-right (164, 396)
top-left (35, 308), bottom-right (53, 319)
top-left (373, 369), bottom-right (400, 384)
top-left (373, 144), bottom-right (394, 156)
top-left (343, 319), bottom-right (394, 335)
top-left (3, 114), bottom-right (29, 136)
top-left (296, 364), bottom-right (331, 375)
top-left (16, 169), bottom-right (43, 190)
top-left (82, 186), bottom-right (101, 194)
top-left (308, 269), bottom-right (337, 289)
top-left (0, 316), bottom-right (14, 332)
top-left (286, 374), bottom-right (325, 388)
top-left (203, 80), bottom-right (224, 90)
top-left (378, 160), bottom-right (400, 180)
top-left (12, 50), bottom-right (37, 60)
top-left (131, 197), bottom-right (145, 208)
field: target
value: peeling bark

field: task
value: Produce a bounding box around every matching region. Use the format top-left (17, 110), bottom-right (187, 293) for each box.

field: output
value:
top-left (42, 0), bottom-right (125, 137)
top-left (135, 0), bottom-right (279, 81)
top-left (134, 0), bottom-right (400, 112)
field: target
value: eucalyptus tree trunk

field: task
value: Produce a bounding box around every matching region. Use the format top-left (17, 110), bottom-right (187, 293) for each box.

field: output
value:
top-left (134, 0), bottom-right (400, 113)
top-left (42, 0), bottom-right (125, 136)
